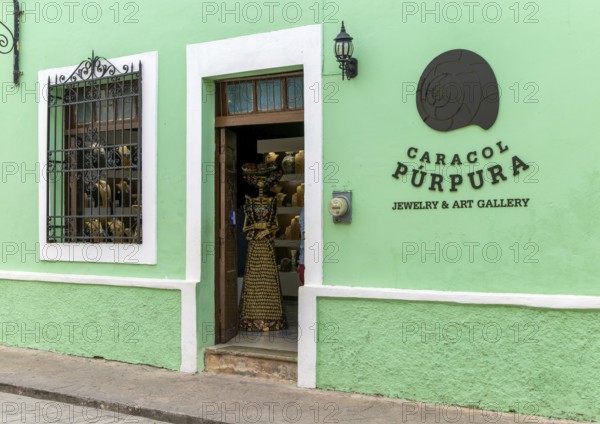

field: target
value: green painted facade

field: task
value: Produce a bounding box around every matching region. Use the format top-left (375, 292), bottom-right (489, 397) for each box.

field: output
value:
top-left (317, 298), bottom-right (600, 422)
top-left (321, 1), bottom-right (600, 296)
top-left (0, 281), bottom-right (181, 369)
top-left (0, 0), bottom-right (597, 420)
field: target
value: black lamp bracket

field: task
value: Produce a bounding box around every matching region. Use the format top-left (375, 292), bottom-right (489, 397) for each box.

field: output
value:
top-left (345, 58), bottom-right (358, 80)
top-left (0, 0), bottom-right (21, 85)
top-left (338, 58), bottom-right (358, 80)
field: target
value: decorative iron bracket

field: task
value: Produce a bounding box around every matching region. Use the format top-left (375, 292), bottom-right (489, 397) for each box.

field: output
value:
top-left (0, 0), bottom-right (21, 85)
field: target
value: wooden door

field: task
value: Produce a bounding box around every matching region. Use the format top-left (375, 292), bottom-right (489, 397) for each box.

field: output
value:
top-left (215, 128), bottom-right (239, 344)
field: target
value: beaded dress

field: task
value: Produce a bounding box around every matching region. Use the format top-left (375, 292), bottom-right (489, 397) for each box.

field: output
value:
top-left (238, 164), bottom-right (288, 331)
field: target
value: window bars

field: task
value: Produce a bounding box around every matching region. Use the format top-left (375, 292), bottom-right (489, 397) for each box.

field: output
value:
top-left (46, 52), bottom-right (142, 244)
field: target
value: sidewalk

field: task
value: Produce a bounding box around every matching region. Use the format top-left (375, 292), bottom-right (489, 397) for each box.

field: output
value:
top-left (0, 391), bottom-right (170, 424)
top-left (0, 346), bottom-right (584, 424)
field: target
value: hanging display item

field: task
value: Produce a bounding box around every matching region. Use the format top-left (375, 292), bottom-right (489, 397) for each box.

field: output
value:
top-left (238, 163), bottom-right (288, 332)
top-left (279, 257), bottom-right (292, 272)
top-left (263, 151), bottom-right (279, 167)
top-left (281, 152), bottom-right (295, 174)
top-left (84, 219), bottom-right (105, 243)
top-left (107, 145), bottom-right (132, 167)
top-left (115, 180), bottom-right (132, 207)
top-left (94, 180), bottom-right (111, 208)
top-left (107, 219), bottom-right (125, 243)
top-left (276, 192), bottom-right (287, 207)
top-left (294, 150), bottom-right (304, 173)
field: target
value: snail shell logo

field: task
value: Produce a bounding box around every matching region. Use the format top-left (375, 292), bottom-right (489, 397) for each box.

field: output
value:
top-left (417, 49), bottom-right (499, 132)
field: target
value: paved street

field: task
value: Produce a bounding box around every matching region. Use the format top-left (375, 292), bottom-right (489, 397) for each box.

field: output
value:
top-left (0, 346), bottom-right (586, 424)
top-left (0, 392), bottom-right (168, 424)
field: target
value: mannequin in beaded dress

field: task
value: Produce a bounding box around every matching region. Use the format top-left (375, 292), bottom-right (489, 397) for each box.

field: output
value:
top-left (238, 163), bottom-right (288, 331)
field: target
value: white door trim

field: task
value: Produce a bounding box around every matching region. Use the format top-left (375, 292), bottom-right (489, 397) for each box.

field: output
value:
top-left (186, 24), bottom-right (324, 285)
top-left (186, 24), bottom-right (324, 386)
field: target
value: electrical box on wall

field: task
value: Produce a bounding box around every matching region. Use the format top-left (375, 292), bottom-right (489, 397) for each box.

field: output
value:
top-left (329, 191), bottom-right (352, 223)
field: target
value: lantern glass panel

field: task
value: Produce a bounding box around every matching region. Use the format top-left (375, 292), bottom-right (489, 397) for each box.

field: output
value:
top-left (344, 41), bottom-right (353, 57)
top-left (336, 41), bottom-right (347, 58)
top-left (335, 41), bottom-right (353, 59)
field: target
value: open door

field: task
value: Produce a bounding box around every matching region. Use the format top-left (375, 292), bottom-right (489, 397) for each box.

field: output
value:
top-left (215, 128), bottom-right (238, 344)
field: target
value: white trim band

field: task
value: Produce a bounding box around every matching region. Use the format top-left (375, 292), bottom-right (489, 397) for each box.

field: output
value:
top-left (0, 270), bottom-right (196, 289)
top-left (304, 285), bottom-right (600, 310)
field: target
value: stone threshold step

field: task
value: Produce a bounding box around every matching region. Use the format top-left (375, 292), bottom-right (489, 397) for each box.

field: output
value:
top-left (205, 346), bottom-right (298, 384)
top-left (205, 345), bottom-right (298, 363)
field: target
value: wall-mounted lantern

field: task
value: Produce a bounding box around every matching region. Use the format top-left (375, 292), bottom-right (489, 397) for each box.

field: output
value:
top-left (334, 21), bottom-right (358, 81)
top-left (0, 1), bottom-right (21, 85)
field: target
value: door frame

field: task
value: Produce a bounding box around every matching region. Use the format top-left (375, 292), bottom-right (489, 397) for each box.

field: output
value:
top-left (214, 128), bottom-right (239, 345)
top-left (186, 24), bottom-right (323, 387)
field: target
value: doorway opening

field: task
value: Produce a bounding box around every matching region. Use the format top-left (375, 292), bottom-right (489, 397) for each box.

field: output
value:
top-left (209, 71), bottom-right (305, 382)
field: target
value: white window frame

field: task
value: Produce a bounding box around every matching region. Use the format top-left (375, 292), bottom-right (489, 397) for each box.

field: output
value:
top-left (38, 51), bottom-right (158, 264)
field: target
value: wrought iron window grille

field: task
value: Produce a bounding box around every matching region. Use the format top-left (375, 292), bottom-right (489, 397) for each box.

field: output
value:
top-left (47, 52), bottom-right (143, 244)
top-left (0, 0), bottom-right (21, 85)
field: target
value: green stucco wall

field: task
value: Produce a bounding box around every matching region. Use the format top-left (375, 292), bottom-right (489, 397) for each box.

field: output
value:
top-left (0, 0), bottom-right (321, 279)
top-left (320, 1), bottom-right (600, 296)
top-left (0, 280), bottom-right (181, 369)
top-left (0, 0), bottom-right (597, 419)
top-left (314, 4), bottom-right (600, 416)
top-left (317, 298), bottom-right (600, 421)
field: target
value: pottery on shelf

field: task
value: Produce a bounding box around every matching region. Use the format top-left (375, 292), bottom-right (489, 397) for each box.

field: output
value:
top-left (276, 193), bottom-right (287, 206)
top-left (294, 150), bottom-right (304, 174)
top-left (282, 152), bottom-right (296, 174)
